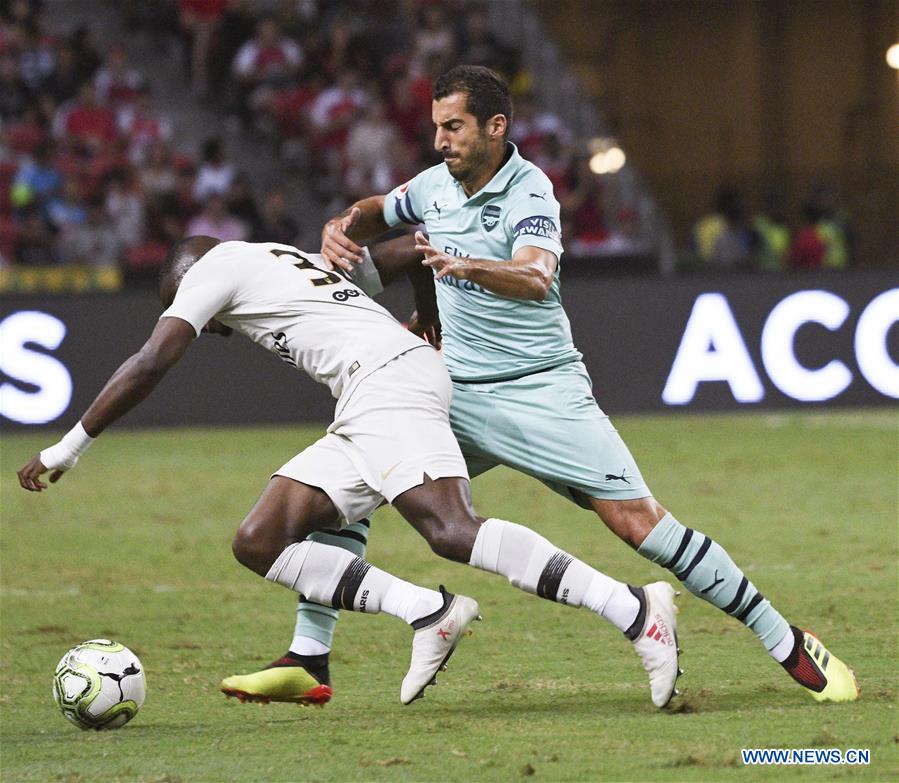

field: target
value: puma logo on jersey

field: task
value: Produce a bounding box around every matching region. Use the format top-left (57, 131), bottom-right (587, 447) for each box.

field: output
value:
top-left (605, 469), bottom-right (630, 484)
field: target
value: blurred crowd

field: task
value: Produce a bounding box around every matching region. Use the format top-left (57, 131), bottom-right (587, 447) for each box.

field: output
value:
top-left (170, 0), bottom-right (652, 257)
top-left (163, 0), bottom-right (527, 198)
top-left (1, 0), bottom-right (858, 291)
top-left (0, 0), bottom-right (311, 291)
top-left (690, 186), bottom-right (854, 272)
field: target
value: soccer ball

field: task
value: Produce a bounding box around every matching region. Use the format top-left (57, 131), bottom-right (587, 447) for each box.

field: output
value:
top-left (53, 639), bottom-right (146, 730)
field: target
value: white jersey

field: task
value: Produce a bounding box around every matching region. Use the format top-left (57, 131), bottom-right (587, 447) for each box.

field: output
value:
top-left (161, 241), bottom-right (425, 403)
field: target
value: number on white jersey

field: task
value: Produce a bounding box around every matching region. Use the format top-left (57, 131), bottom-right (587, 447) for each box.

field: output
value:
top-left (270, 248), bottom-right (345, 287)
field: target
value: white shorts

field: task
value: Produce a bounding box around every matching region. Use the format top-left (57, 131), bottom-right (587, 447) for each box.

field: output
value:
top-left (275, 345), bottom-right (468, 525)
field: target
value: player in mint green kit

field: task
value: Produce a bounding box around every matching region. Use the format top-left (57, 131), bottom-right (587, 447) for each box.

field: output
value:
top-left (227, 65), bottom-right (857, 705)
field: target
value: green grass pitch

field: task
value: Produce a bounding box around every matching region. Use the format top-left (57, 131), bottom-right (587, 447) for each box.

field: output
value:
top-left (1, 410), bottom-right (896, 782)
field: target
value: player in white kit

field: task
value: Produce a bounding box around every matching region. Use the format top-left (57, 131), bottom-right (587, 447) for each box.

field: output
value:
top-left (18, 236), bottom-right (680, 707)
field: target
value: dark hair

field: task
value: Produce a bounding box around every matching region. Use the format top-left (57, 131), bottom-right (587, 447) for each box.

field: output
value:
top-left (433, 65), bottom-right (512, 137)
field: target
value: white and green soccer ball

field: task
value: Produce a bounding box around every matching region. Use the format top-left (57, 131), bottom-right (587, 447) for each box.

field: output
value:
top-left (53, 639), bottom-right (145, 730)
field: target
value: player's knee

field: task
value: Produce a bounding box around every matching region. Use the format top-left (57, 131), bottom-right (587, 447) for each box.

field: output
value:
top-left (419, 513), bottom-right (478, 562)
top-left (593, 497), bottom-right (666, 549)
top-left (231, 518), bottom-right (277, 576)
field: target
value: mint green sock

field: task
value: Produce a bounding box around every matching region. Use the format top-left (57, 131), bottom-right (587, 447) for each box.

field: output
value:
top-left (638, 513), bottom-right (790, 650)
top-left (293, 521), bottom-right (370, 648)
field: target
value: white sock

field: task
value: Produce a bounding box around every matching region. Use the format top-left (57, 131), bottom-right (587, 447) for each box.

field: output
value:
top-left (768, 627), bottom-right (796, 662)
top-left (380, 578), bottom-right (444, 625)
top-left (469, 518), bottom-right (640, 632)
top-left (267, 541), bottom-right (443, 624)
top-left (289, 636), bottom-right (331, 656)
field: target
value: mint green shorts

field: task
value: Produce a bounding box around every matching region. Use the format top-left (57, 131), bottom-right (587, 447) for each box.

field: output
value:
top-left (449, 361), bottom-right (650, 505)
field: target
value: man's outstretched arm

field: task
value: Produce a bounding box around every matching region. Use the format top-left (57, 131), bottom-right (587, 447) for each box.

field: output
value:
top-left (321, 196), bottom-right (389, 271)
top-left (415, 231), bottom-right (558, 302)
top-left (17, 317), bottom-right (196, 491)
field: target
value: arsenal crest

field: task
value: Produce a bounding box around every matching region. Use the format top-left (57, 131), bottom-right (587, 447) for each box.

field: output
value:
top-left (481, 204), bottom-right (501, 232)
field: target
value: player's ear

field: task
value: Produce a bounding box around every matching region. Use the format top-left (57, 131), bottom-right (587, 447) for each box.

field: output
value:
top-left (487, 113), bottom-right (507, 141)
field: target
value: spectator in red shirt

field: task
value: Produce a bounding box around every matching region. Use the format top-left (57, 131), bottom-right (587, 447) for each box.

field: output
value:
top-left (232, 17), bottom-right (302, 127)
top-left (268, 73), bottom-right (321, 143)
top-left (309, 69), bottom-right (368, 164)
top-left (56, 82), bottom-right (118, 153)
top-left (118, 87), bottom-right (173, 164)
top-left (786, 203), bottom-right (828, 269)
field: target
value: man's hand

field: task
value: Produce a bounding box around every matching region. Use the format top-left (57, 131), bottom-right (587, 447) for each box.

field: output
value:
top-left (408, 309), bottom-right (442, 349)
top-left (415, 231), bottom-right (473, 281)
top-left (18, 420), bottom-right (95, 491)
top-left (321, 207), bottom-right (364, 272)
top-left (17, 454), bottom-right (65, 492)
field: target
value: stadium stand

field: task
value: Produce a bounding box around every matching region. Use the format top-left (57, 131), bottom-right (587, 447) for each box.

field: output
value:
top-left (1, 0), bottom-right (863, 294)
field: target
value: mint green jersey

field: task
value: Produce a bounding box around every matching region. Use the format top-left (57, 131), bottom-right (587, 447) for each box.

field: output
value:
top-left (383, 143), bottom-right (581, 381)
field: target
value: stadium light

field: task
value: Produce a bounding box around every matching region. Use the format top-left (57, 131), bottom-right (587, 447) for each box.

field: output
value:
top-left (589, 146), bottom-right (626, 175)
top-left (887, 43), bottom-right (899, 69)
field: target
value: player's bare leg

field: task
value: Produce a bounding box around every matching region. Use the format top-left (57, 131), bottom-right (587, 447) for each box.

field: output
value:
top-left (391, 476), bottom-right (681, 707)
top-left (228, 523), bottom-right (372, 701)
top-left (223, 477), bottom-right (479, 705)
top-left (590, 495), bottom-right (859, 702)
top-left (230, 477), bottom-right (342, 576)
top-left (222, 478), bottom-right (345, 702)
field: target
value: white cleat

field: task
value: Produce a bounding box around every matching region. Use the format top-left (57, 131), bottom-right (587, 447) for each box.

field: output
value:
top-left (631, 581), bottom-right (681, 708)
top-left (400, 587), bottom-right (480, 705)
